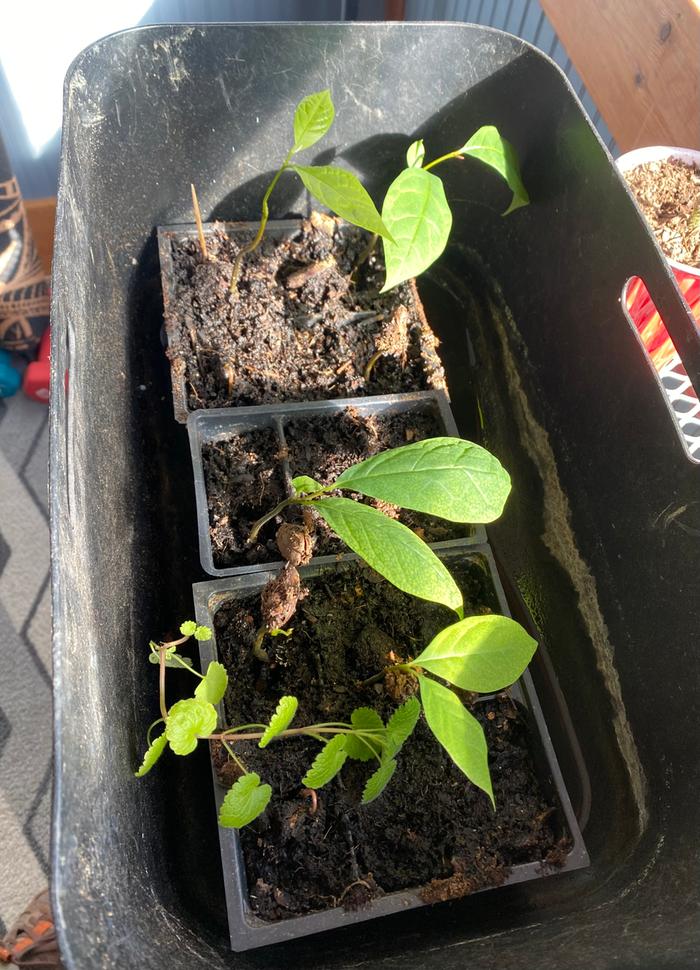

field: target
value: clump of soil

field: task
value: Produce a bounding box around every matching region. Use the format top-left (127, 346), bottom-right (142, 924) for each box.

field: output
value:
top-left (213, 557), bottom-right (567, 922)
top-left (164, 216), bottom-right (446, 411)
top-left (624, 157), bottom-right (700, 267)
top-left (284, 404), bottom-right (471, 553)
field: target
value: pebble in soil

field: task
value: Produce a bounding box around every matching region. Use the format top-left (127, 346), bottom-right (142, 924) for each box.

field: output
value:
top-left (165, 215), bottom-right (446, 411)
top-left (212, 556), bottom-right (568, 921)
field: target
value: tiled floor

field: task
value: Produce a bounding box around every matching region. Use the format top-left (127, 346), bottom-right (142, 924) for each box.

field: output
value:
top-left (0, 393), bottom-right (51, 935)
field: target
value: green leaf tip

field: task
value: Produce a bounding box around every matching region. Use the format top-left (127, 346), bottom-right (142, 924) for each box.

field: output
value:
top-left (362, 758), bottom-right (397, 804)
top-left (219, 773), bottom-right (272, 828)
top-left (412, 614), bottom-right (537, 693)
top-left (406, 139), bottom-right (425, 169)
top-left (457, 126), bottom-right (529, 215)
top-left (194, 661), bottom-right (228, 705)
top-left (135, 732), bottom-right (168, 777)
top-left (302, 734), bottom-right (349, 789)
top-left (165, 697), bottom-right (218, 756)
top-left (259, 696), bottom-right (299, 748)
top-left (292, 164), bottom-right (393, 240)
top-left (292, 89), bottom-right (335, 153)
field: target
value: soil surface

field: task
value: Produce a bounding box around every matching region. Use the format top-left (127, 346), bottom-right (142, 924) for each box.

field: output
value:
top-left (204, 404), bottom-right (470, 569)
top-left (624, 158), bottom-right (700, 267)
top-left (164, 216), bottom-right (446, 411)
top-left (212, 557), bottom-right (567, 921)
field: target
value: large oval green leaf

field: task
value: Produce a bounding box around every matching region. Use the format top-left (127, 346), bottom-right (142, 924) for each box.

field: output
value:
top-left (218, 773), bottom-right (272, 828)
top-left (457, 126), bottom-right (529, 215)
top-left (419, 676), bottom-right (494, 806)
top-left (412, 614), bottom-right (537, 693)
top-left (313, 497), bottom-right (462, 613)
top-left (194, 661), bottom-right (228, 705)
top-left (291, 165), bottom-right (392, 239)
top-left (292, 89), bottom-right (335, 152)
top-left (380, 167), bottom-right (452, 292)
top-left (334, 437), bottom-right (511, 523)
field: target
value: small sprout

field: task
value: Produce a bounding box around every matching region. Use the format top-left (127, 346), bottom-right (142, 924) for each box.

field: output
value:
top-left (190, 183), bottom-right (208, 261)
top-left (165, 697), bottom-right (218, 756)
top-left (261, 564), bottom-right (302, 631)
top-left (219, 773), bottom-right (272, 829)
top-left (276, 522), bottom-right (313, 566)
top-left (291, 475), bottom-right (324, 496)
top-left (364, 305), bottom-right (410, 381)
top-left (269, 627), bottom-right (294, 638)
top-left (259, 696), bottom-right (299, 748)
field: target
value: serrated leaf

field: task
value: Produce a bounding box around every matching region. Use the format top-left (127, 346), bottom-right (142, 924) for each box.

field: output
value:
top-left (385, 696), bottom-right (421, 758)
top-left (412, 615), bottom-right (536, 693)
top-left (335, 437), bottom-right (511, 524)
top-left (406, 139), bottom-right (425, 168)
top-left (194, 661), bottom-right (228, 705)
top-left (457, 126), bottom-right (529, 215)
top-left (165, 697), bottom-right (218, 756)
top-left (180, 621), bottom-right (197, 636)
top-left (292, 89), bottom-right (335, 152)
top-left (292, 475), bottom-right (324, 495)
top-left (259, 696), bottom-right (299, 748)
top-left (419, 676), bottom-right (494, 806)
top-left (302, 734), bottom-right (349, 789)
top-left (134, 732), bottom-right (168, 777)
top-left (218, 773), bottom-right (272, 828)
top-left (362, 758), bottom-right (398, 804)
top-left (314, 497), bottom-right (462, 612)
top-left (292, 165), bottom-right (393, 239)
top-left (344, 708), bottom-right (384, 761)
top-left (148, 652), bottom-right (193, 668)
top-left (193, 625), bottom-right (211, 641)
top-left (380, 167), bottom-right (452, 292)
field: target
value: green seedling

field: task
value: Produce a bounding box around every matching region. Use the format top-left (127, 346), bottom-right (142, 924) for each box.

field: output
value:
top-left (249, 436), bottom-right (512, 616)
top-left (136, 608), bottom-right (536, 826)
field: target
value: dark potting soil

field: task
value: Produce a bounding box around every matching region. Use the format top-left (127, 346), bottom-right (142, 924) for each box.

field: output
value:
top-left (164, 216), bottom-right (446, 411)
top-left (203, 428), bottom-right (288, 568)
top-left (284, 405), bottom-right (472, 553)
top-left (624, 157), bottom-right (700, 267)
top-left (212, 558), bottom-right (566, 921)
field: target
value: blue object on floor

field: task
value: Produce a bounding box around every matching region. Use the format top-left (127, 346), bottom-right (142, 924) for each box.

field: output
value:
top-left (0, 350), bottom-right (21, 397)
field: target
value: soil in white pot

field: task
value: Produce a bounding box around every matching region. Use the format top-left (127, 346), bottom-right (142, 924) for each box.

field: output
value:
top-left (624, 158), bottom-right (700, 267)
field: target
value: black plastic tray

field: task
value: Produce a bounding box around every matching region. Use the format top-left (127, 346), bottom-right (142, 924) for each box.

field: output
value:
top-left (192, 543), bottom-right (589, 951)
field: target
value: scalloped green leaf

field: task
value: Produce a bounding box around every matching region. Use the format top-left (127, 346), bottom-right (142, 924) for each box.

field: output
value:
top-left (165, 697), bottom-right (218, 756)
top-left (259, 696), bottom-right (299, 748)
top-left (385, 696), bottom-right (421, 758)
top-left (313, 497), bottom-right (462, 613)
top-left (292, 165), bottom-right (392, 239)
top-left (302, 735), bottom-right (348, 789)
top-left (380, 167), bottom-right (452, 292)
top-left (362, 758), bottom-right (398, 804)
top-left (334, 437), bottom-right (511, 524)
top-left (406, 139), bottom-right (425, 168)
top-left (180, 621), bottom-right (197, 636)
top-left (457, 126), bottom-right (529, 215)
top-left (292, 89), bottom-right (335, 152)
top-left (148, 651), bottom-right (193, 668)
top-left (193, 625), bottom-right (212, 642)
top-left (419, 676), bottom-right (494, 807)
top-left (134, 731), bottom-right (168, 778)
top-left (412, 615), bottom-right (537, 693)
top-left (218, 773), bottom-right (272, 828)
top-left (291, 475), bottom-right (324, 496)
top-left (344, 708), bottom-right (384, 761)
top-left (194, 661), bottom-right (228, 705)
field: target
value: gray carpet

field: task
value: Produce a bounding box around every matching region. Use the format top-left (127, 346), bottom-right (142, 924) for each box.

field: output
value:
top-left (0, 393), bottom-right (51, 936)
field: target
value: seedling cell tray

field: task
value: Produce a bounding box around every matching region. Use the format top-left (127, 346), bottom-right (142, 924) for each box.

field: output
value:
top-left (192, 543), bottom-right (589, 951)
top-left (187, 389), bottom-right (487, 576)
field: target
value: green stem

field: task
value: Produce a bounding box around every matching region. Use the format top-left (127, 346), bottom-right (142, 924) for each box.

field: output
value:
top-left (158, 646), bottom-right (168, 722)
top-left (357, 662), bottom-right (418, 689)
top-left (205, 724), bottom-right (384, 743)
top-left (423, 149), bottom-right (463, 172)
top-left (146, 717), bottom-right (165, 745)
top-left (247, 489), bottom-right (329, 545)
top-left (221, 739), bottom-right (247, 776)
top-left (170, 654), bottom-right (205, 678)
top-left (229, 146), bottom-right (295, 293)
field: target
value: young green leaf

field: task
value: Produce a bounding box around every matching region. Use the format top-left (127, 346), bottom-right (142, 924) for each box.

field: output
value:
top-left (457, 126), bottom-right (529, 215)
top-left (291, 474), bottom-right (324, 495)
top-left (259, 696), bottom-right (299, 748)
top-left (344, 707), bottom-right (384, 761)
top-left (180, 620), bottom-right (197, 637)
top-left (193, 625), bottom-right (212, 641)
top-left (148, 652), bottom-right (194, 668)
top-left (313, 496), bottom-right (462, 613)
top-left (406, 139), bottom-right (425, 168)
top-left (218, 772), bottom-right (272, 828)
top-left (380, 167), bottom-right (452, 292)
top-left (334, 437), bottom-right (511, 524)
top-left (419, 676), bottom-right (494, 806)
top-left (194, 661), bottom-right (228, 705)
top-left (269, 627), bottom-right (294, 638)
top-left (292, 89), bottom-right (335, 153)
top-left (134, 731), bottom-right (168, 777)
top-left (291, 165), bottom-right (393, 240)
top-left (362, 758), bottom-right (398, 804)
top-left (412, 614), bottom-right (537, 693)
top-left (302, 734), bottom-right (349, 789)
top-left (165, 697), bottom-right (218, 755)
top-left (384, 696), bottom-right (421, 758)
